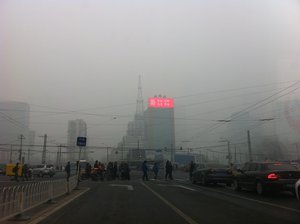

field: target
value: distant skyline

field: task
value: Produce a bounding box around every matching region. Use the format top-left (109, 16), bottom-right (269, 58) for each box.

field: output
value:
top-left (1, 1), bottom-right (300, 160)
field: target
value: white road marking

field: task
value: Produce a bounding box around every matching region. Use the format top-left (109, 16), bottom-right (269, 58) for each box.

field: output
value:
top-left (141, 182), bottom-right (199, 224)
top-left (110, 184), bottom-right (134, 191)
top-left (159, 181), bottom-right (300, 214)
top-left (192, 184), bottom-right (300, 214)
top-left (173, 185), bottom-right (196, 191)
top-left (157, 184), bottom-right (196, 192)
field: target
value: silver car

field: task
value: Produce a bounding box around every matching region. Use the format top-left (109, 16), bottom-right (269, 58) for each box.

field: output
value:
top-left (32, 164), bottom-right (55, 177)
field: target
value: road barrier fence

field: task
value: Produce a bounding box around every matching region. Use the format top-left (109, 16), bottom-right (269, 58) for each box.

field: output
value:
top-left (0, 176), bottom-right (77, 222)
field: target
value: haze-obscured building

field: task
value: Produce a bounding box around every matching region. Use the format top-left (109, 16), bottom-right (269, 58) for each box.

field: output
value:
top-left (67, 119), bottom-right (87, 162)
top-left (144, 96), bottom-right (175, 162)
top-left (0, 101), bottom-right (31, 163)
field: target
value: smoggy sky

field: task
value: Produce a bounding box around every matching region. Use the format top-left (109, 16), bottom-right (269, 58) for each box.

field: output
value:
top-left (1, 0), bottom-right (300, 153)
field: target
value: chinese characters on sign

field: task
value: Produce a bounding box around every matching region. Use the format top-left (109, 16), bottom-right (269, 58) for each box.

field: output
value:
top-left (148, 98), bottom-right (174, 108)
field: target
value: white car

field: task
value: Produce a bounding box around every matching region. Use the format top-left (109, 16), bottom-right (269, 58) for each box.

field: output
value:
top-left (296, 179), bottom-right (300, 200)
top-left (32, 164), bottom-right (55, 177)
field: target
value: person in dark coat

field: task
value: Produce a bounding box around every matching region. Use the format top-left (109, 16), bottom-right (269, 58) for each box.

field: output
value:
top-left (189, 161), bottom-right (195, 180)
top-left (165, 160), bottom-right (173, 180)
top-left (65, 161), bottom-right (71, 181)
top-left (13, 162), bottom-right (19, 182)
top-left (22, 163), bottom-right (29, 181)
top-left (142, 160), bottom-right (149, 181)
top-left (113, 162), bottom-right (118, 179)
top-left (152, 162), bottom-right (159, 179)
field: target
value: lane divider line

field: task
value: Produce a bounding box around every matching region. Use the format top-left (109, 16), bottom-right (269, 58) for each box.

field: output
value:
top-left (141, 182), bottom-right (199, 224)
top-left (181, 183), bottom-right (300, 214)
top-left (110, 184), bottom-right (134, 191)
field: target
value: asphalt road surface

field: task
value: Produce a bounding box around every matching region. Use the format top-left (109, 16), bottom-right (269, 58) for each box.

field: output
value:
top-left (38, 171), bottom-right (300, 224)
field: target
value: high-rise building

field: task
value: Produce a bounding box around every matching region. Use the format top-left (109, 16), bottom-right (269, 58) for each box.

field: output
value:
top-left (117, 76), bottom-right (146, 162)
top-left (67, 119), bottom-right (87, 162)
top-left (0, 101), bottom-right (30, 163)
top-left (144, 96), bottom-right (175, 162)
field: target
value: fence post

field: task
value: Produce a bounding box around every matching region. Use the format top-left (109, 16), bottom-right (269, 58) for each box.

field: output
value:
top-left (9, 188), bottom-right (30, 221)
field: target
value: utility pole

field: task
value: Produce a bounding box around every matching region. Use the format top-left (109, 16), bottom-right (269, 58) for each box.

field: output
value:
top-left (27, 147), bottom-right (30, 164)
top-left (18, 134), bottom-right (25, 162)
top-left (234, 144), bottom-right (237, 164)
top-left (227, 141), bottom-right (231, 165)
top-left (56, 144), bottom-right (62, 169)
top-left (247, 130), bottom-right (253, 162)
top-left (121, 143), bottom-right (124, 161)
top-left (106, 147), bottom-right (109, 163)
top-left (41, 134), bottom-right (47, 164)
top-left (9, 144), bottom-right (13, 163)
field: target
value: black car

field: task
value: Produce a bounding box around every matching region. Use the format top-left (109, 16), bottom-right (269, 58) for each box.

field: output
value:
top-left (191, 164), bottom-right (233, 186)
top-left (233, 162), bottom-right (300, 195)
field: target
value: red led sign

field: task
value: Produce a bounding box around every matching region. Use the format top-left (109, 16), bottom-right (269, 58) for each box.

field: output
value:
top-left (148, 98), bottom-right (174, 108)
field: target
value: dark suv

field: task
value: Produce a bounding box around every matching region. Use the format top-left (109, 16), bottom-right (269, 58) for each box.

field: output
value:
top-left (233, 162), bottom-right (300, 195)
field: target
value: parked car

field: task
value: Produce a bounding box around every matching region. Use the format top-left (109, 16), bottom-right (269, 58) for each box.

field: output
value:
top-left (32, 164), bottom-right (55, 177)
top-left (233, 162), bottom-right (300, 195)
top-left (191, 163), bottom-right (233, 186)
top-left (295, 179), bottom-right (300, 200)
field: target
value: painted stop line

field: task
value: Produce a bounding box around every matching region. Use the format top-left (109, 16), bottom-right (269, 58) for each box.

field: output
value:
top-left (110, 184), bottom-right (134, 191)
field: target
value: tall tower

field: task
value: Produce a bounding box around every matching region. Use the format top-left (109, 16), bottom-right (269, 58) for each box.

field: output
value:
top-left (135, 75), bottom-right (144, 118)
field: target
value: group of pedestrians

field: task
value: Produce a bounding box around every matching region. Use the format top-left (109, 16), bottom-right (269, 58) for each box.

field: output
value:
top-left (142, 160), bottom-right (173, 181)
top-left (65, 160), bottom-right (178, 182)
top-left (65, 160), bottom-right (131, 181)
top-left (12, 162), bottom-right (32, 182)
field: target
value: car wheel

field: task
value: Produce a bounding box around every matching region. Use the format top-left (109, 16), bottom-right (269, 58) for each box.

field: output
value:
top-left (233, 180), bottom-right (241, 191)
top-left (256, 181), bottom-right (264, 195)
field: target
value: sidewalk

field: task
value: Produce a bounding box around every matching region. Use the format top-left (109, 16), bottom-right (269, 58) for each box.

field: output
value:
top-left (2, 187), bottom-right (89, 224)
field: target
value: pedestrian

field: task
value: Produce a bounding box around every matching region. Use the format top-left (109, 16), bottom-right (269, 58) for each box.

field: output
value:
top-left (13, 162), bottom-right (19, 182)
top-left (85, 163), bottom-right (92, 179)
top-left (107, 162), bottom-right (113, 180)
top-left (165, 160), bottom-right (173, 180)
top-left (189, 161), bottom-right (195, 180)
top-left (113, 161), bottom-right (118, 179)
top-left (65, 161), bottom-right (71, 181)
top-left (22, 163), bottom-right (29, 181)
top-left (142, 160), bottom-right (148, 181)
top-left (152, 162), bottom-right (159, 179)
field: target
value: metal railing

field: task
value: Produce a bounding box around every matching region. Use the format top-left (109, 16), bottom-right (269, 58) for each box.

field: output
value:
top-left (0, 176), bottom-right (77, 222)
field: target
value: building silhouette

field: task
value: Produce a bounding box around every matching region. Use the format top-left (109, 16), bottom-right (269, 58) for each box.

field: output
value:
top-left (67, 119), bottom-right (87, 162)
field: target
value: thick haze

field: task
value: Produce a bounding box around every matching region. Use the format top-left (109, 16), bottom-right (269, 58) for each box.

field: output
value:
top-left (1, 0), bottom-right (300, 159)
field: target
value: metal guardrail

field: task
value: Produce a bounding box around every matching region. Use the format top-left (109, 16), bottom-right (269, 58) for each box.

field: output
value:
top-left (0, 176), bottom-right (77, 222)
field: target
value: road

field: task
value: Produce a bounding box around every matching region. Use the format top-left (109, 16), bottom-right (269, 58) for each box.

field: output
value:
top-left (37, 171), bottom-right (300, 224)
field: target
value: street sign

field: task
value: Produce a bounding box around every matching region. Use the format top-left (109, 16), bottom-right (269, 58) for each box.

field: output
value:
top-left (76, 137), bottom-right (87, 147)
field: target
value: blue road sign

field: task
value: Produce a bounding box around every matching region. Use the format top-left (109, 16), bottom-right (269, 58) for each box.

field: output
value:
top-left (76, 137), bottom-right (87, 147)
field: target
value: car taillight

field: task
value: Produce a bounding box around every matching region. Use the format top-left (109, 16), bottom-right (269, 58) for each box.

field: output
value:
top-left (267, 173), bottom-right (279, 180)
